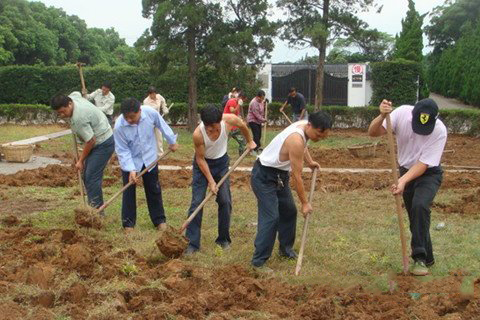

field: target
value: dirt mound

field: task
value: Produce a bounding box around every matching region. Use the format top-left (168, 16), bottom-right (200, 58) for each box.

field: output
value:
top-left (156, 225), bottom-right (188, 258)
top-left (435, 189), bottom-right (480, 215)
top-left (74, 207), bottom-right (103, 229)
top-left (0, 224), bottom-right (478, 319)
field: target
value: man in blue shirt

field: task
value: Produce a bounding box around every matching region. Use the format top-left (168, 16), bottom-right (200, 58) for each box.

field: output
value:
top-left (114, 98), bottom-right (179, 233)
top-left (280, 87), bottom-right (307, 122)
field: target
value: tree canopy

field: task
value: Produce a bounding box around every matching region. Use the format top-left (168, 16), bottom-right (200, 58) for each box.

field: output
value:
top-left (391, 0), bottom-right (424, 63)
top-left (0, 0), bottom-right (139, 66)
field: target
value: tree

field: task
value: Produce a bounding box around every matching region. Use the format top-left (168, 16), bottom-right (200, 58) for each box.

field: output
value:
top-left (140, 0), bottom-right (276, 131)
top-left (391, 0), bottom-right (424, 62)
top-left (0, 0), bottom-right (138, 66)
top-left (277, 0), bottom-right (380, 109)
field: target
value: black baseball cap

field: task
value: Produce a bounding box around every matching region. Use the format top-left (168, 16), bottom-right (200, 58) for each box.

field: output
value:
top-left (411, 98), bottom-right (439, 135)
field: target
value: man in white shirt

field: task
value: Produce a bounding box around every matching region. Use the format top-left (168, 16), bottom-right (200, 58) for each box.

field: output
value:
top-left (250, 111), bottom-right (331, 270)
top-left (143, 86), bottom-right (169, 156)
top-left (368, 98), bottom-right (447, 276)
top-left (84, 81), bottom-right (115, 126)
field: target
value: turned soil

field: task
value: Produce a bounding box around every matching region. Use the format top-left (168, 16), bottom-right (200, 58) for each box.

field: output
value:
top-left (0, 224), bottom-right (478, 320)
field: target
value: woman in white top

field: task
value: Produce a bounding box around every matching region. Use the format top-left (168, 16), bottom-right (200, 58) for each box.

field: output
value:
top-left (143, 86), bottom-right (169, 157)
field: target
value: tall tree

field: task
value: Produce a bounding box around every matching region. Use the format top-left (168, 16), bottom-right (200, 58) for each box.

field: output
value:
top-left (391, 0), bottom-right (424, 62)
top-left (277, 0), bottom-right (380, 109)
top-left (140, 0), bottom-right (276, 131)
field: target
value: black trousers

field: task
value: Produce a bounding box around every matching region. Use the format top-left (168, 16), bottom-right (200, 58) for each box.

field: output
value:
top-left (121, 165), bottom-right (165, 228)
top-left (400, 166), bottom-right (442, 265)
top-left (249, 122), bottom-right (262, 151)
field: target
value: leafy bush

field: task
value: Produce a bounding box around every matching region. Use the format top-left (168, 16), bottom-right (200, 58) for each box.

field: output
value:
top-left (370, 59), bottom-right (421, 106)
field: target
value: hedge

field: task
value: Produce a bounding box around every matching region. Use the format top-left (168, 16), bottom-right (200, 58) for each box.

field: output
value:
top-left (370, 59), bottom-right (421, 106)
top-left (2, 103), bottom-right (479, 135)
top-left (0, 65), bottom-right (260, 105)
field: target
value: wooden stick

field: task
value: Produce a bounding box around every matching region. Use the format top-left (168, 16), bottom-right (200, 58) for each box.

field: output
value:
top-left (281, 110), bottom-right (293, 125)
top-left (76, 63), bottom-right (87, 94)
top-left (96, 150), bottom-right (171, 213)
top-left (295, 168), bottom-right (318, 276)
top-left (180, 148), bottom-right (251, 233)
top-left (385, 114), bottom-right (409, 275)
top-left (442, 164), bottom-right (480, 170)
top-left (71, 133), bottom-right (86, 206)
top-left (262, 101), bottom-right (268, 146)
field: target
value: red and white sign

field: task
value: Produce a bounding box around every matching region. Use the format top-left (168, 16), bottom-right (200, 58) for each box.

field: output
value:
top-left (352, 64), bottom-right (363, 75)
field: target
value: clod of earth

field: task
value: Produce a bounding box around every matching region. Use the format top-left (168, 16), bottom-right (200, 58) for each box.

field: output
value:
top-left (74, 207), bottom-right (103, 229)
top-left (156, 225), bottom-right (188, 258)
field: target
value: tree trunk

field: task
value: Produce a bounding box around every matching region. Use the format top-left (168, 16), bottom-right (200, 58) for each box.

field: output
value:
top-left (187, 27), bottom-right (198, 132)
top-left (314, 0), bottom-right (329, 111)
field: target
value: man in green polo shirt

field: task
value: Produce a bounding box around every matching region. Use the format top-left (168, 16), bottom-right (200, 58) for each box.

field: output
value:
top-left (50, 92), bottom-right (115, 211)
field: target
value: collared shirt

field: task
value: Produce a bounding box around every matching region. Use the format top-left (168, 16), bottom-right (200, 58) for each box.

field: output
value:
top-left (382, 105), bottom-right (447, 169)
top-left (143, 94), bottom-right (169, 115)
top-left (247, 97), bottom-right (266, 124)
top-left (113, 105), bottom-right (177, 172)
top-left (69, 92), bottom-right (112, 146)
top-left (287, 93), bottom-right (306, 115)
top-left (86, 89), bottom-right (115, 115)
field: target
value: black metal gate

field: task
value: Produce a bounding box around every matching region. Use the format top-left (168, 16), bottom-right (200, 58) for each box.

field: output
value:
top-left (272, 68), bottom-right (348, 105)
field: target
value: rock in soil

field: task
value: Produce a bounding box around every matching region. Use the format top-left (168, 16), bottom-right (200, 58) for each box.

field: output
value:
top-left (74, 207), bottom-right (103, 229)
top-left (156, 225), bottom-right (188, 258)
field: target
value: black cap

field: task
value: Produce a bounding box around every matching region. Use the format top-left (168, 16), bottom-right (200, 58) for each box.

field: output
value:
top-left (411, 98), bottom-right (439, 135)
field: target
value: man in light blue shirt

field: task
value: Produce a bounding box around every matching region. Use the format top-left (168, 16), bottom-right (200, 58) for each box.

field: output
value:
top-left (114, 98), bottom-right (178, 232)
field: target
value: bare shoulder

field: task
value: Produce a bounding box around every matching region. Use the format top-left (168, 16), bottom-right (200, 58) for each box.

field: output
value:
top-left (284, 132), bottom-right (305, 151)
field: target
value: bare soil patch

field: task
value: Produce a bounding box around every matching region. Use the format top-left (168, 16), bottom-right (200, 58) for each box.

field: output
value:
top-left (0, 224), bottom-right (478, 319)
top-left (435, 189), bottom-right (480, 216)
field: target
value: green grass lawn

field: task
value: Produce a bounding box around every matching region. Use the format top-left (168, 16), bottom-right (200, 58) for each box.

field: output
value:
top-left (15, 181), bottom-right (480, 292)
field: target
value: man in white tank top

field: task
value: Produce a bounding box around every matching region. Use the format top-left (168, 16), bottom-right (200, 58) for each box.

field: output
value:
top-left (185, 105), bottom-right (256, 254)
top-left (251, 111), bottom-right (332, 269)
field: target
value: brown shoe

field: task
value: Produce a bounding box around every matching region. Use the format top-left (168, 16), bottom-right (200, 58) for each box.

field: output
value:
top-left (157, 223), bottom-right (167, 231)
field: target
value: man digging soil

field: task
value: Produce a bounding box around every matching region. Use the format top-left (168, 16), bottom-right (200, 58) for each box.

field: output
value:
top-left (114, 98), bottom-right (178, 233)
top-left (368, 98), bottom-right (447, 276)
top-left (184, 105), bottom-right (256, 255)
top-left (50, 92), bottom-right (115, 212)
top-left (251, 111), bottom-right (332, 271)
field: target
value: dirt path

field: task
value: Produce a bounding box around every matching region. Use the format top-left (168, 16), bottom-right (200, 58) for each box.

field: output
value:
top-left (429, 92), bottom-right (478, 110)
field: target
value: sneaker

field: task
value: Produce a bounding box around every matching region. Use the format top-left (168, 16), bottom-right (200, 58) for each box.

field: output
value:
top-left (184, 245), bottom-right (199, 256)
top-left (410, 260), bottom-right (429, 276)
top-left (426, 259), bottom-right (435, 267)
top-left (157, 223), bottom-right (167, 231)
top-left (252, 265), bottom-right (274, 274)
top-left (279, 247), bottom-right (298, 260)
top-left (123, 227), bottom-right (134, 235)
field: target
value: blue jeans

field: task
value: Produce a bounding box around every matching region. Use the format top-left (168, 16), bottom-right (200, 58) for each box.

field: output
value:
top-left (83, 135), bottom-right (115, 209)
top-left (251, 160), bottom-right (297, 267)
top-left (121, 165), bottom-right (166, 228)
top-left (400, 166), bottom-right (442, 265)
top-left (186, 153), bottom-right (232, 250)
top-left (293, 111), bottom-right (308, 122)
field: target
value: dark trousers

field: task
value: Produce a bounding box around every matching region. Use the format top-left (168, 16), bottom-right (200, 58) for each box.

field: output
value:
top-left (249, 122), bottom-right (262, 151)
top-left (83, 135), bottom-right (115, 209)
top-left (186, 153), bottom-right (232, 250)
top-left (121, 165), bottom-right (165, 228)
top-left (251, 160), bottom-right (297, 267)
top-left (229, 129), bottom-right (246, 156)
top-left (400, 166), bottom-right (443, 265)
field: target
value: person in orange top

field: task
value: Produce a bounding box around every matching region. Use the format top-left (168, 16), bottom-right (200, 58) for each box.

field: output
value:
top-left (223, 92), bottom-right (247, 156)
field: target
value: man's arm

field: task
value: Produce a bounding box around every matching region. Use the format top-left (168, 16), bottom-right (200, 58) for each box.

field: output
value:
top-left (113, 127), bottom-right (138, 183)
top-left (76, 136), bottom-right (96, 172)
top-left (193, 131), bottom-right (218, 194)
top-left (152, 110), bottom-right (178, 151)
top-left (393, 161), bottom-right (428, 195)
top-left (285, 134), bottom-right (312, 217)
top-left (368, 99), bottom-right (392, 137)
top-left (299, 96), bottom-right (306, 119)
top-left (303, 146), bottom-right (320, 170)
top-left (223, 113), bottom-right (256, 150)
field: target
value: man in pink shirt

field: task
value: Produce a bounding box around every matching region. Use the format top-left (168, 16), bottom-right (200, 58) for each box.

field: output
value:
top-left (368, 98), bottom-right (447, 276)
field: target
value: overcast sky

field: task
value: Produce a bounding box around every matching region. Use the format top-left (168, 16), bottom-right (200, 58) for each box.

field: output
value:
top-left (32, 0), bottom-right (446, 63)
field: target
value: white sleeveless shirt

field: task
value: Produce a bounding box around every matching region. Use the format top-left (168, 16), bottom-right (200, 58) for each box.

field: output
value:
top-left (259, 120), bottom-right (307, 171)
top-left (199, 121), bottom-right (228, 159)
